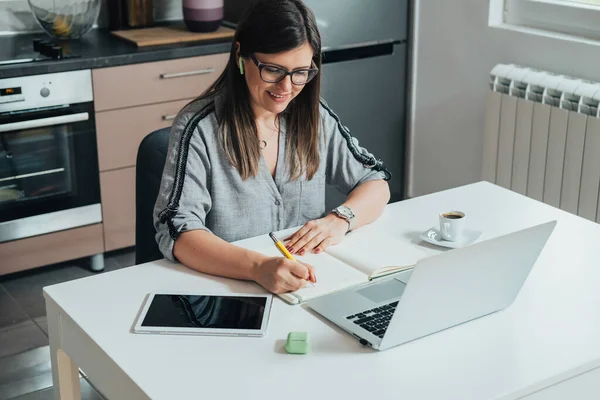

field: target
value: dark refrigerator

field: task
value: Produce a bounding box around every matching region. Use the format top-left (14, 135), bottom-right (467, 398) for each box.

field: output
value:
top-left (224, 0), bottom-right (409, 209)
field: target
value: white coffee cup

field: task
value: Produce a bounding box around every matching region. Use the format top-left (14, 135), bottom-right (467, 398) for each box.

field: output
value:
top-left (439, 211), bottom-right (466, 241)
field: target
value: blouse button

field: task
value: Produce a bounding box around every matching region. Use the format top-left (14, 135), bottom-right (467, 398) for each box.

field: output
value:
top-left (275, 200), bottom-right (281, 206)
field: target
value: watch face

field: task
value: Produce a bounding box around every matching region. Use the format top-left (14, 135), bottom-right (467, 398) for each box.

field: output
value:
top-left (336, 206), bottom-right (353, 219)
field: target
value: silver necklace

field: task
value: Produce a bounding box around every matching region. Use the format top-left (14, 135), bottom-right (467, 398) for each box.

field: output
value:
top-left (259, 119), bottom-right (280, 149)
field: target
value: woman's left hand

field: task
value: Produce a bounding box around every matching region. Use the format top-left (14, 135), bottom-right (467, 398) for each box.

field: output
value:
top-left (284, 214), bottom-right (349, 256)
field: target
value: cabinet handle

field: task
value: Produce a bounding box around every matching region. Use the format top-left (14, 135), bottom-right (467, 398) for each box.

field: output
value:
top-left (159, 69), bottom-right (215, 79)
top-left (162, 114), bottom-right (177, 121)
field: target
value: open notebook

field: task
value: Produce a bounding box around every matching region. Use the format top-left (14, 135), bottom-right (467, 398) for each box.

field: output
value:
top-left (250, 227), bottom-right (429, 305)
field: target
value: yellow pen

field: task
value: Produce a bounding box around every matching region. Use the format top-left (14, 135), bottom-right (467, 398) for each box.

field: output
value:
top-left (269, 232), bottom-right (297, 261)
top-left (269, 232), bottom-right (316, 283)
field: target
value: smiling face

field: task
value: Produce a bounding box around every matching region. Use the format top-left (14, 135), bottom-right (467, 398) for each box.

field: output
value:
top-left (241, 42), bottom-right (315, 117)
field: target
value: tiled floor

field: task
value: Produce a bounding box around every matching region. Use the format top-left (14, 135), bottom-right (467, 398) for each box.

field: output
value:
top-left (0, 248), bottom-right (135, 400)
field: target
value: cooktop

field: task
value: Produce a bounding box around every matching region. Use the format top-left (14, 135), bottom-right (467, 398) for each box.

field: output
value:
top-left (0, 38), bottom-right (80, 66)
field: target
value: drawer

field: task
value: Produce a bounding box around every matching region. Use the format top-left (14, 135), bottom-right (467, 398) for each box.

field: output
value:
top-left (0, 224), bottom-right (104, 276)
top-left (96, 98), bottom-right (191, 171)
top-left (100, 167), bottom-right (136, 251)
top-left (92, 53), bottom-right (228, 111)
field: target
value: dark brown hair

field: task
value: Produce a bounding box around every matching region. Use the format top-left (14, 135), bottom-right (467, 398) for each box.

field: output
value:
top-left (202, 0), bottom-right (322, 180)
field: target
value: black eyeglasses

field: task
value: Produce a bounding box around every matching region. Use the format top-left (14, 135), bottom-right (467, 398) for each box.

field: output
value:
top-left (249, 54), bottom-right (319, 85)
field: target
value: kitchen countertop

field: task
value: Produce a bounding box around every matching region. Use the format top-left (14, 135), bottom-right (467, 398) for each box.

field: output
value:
top-left (0, 27), bottom-right (233, 79)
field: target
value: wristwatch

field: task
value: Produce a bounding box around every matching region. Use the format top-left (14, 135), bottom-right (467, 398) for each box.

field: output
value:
top-left (331, 205), bottom-right (355, 233)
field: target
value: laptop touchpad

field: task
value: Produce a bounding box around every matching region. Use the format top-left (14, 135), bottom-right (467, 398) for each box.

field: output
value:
top-left (357, 279), bottom-right (406, 304)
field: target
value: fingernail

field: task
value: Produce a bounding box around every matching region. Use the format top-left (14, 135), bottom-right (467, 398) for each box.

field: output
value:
top-left (289, 248), bottom-right (295, 254)
top-left (299, 250), bottom-right (305, 256)
top-left (314, 249), bottom-right (320, 254)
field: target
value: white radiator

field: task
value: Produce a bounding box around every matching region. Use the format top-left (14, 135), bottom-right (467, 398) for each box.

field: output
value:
top-left (483, 63), bottom-right (600, 223)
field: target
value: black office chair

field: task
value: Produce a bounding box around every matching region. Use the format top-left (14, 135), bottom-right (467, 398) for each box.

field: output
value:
top-left (135, 127), bottom-right (171, 265)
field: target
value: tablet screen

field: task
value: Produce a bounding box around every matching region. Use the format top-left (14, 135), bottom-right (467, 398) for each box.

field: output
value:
top-left (141, 295), bottom-right (267, 330)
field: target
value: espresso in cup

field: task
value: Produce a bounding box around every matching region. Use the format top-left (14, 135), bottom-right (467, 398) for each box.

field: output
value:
top-left (439, 211), bottom-right (466, 241)
top-left (441, 212), bottom-right (464, 220)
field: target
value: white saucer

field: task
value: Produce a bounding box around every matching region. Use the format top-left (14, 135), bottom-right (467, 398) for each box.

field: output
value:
top-left (420, 227), bottom-right (482, 249)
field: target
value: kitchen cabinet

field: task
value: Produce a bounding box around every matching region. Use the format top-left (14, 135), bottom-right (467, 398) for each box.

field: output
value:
top-left (93, 53), bottom-right (228, 252)
top-left (100, 167), bottom-right (136, 251)
top-left (92, 53), bottom-right (229, 111)
top-left (95, 99), bottom-right (191, 171)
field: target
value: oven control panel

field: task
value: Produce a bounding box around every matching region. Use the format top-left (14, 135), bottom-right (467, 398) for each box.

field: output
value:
top-left (0, 86), bottom-right (25, 103)
top-left (0, 70), bottom-right (93, 113)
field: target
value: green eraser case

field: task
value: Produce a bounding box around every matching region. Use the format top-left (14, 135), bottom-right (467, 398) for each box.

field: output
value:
top-left (285, 331), bottom-right (310, 354)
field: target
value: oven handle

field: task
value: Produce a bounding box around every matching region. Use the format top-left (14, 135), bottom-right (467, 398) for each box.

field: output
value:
top-left (0, 112), bottom-right (89, 133)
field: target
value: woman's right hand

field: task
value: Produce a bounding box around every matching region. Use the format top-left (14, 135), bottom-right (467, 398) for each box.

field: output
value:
top-left (253, 257), bottom-right (316, 294)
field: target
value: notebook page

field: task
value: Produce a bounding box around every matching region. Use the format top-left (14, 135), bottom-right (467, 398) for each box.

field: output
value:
top-left (253, 245), bottom-right (368, 303)
top-left (325, 228), bottom-right (428, 276)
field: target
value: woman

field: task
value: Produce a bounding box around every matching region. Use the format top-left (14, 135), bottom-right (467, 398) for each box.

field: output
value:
top-left (153, 0), bottom-right (391, 294)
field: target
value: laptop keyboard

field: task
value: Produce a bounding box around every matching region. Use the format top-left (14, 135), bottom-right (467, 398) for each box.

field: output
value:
top-left (346, 301), bottom-right (399, 339)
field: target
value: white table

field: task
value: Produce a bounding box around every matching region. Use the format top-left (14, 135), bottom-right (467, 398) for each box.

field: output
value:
top-left (44, 182), bottom-right (600, 400)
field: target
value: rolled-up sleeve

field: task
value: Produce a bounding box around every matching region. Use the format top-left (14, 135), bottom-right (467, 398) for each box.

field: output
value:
top-left (153, 103), bottom-right (214, 262)
top-left (320, 100), bottom-right (391, 195)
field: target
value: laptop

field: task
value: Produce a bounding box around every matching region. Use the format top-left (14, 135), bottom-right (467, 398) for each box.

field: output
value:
top-left (307, 221), bottom-right (556, 351)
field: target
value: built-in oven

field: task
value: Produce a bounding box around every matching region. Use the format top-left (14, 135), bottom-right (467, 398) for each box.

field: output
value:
top-left (0, 69), bottom-right (102, 244)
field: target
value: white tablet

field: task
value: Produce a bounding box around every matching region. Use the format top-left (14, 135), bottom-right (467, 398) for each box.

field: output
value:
top-left (133, 292), bottom-right (273, 337)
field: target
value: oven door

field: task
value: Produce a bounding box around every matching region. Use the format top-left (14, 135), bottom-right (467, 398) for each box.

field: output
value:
top-left (0, 102), bottom-right (101, 243)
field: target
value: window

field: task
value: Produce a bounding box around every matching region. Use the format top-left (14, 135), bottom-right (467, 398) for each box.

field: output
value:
top-left (504, 0), bottom-right (600, 41)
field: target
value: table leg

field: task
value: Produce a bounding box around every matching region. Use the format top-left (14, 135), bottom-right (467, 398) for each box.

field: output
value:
top-left (47, 304), bottom-right (81, 400)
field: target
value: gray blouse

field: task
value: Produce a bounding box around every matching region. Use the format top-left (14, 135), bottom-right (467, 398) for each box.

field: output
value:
top-left (153, 93), bottom-right (391, 261)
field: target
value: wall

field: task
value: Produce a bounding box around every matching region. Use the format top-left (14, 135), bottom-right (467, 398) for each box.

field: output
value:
top-left (0, 0), bottom-right (183, 34)
top-left (408, 0), bottom-right (600, 197)
top-left (0, 0), bottom-right (39, 32)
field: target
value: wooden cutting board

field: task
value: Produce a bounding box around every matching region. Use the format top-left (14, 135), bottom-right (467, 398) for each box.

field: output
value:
top-left (111, 24), bottom-right (235, 47)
